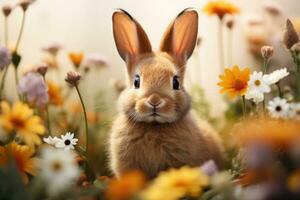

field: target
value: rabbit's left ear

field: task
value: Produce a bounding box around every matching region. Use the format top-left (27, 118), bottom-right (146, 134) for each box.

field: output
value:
top-left (160, 9), bottom-right (198, 66)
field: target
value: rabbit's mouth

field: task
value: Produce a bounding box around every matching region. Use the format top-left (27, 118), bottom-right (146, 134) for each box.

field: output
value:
top-left (150, 112), bottom-right (159, 117)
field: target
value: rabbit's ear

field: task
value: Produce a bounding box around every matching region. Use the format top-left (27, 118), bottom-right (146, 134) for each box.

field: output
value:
top-left (112, 9), bottom-right (152, 69)
top-left (160, 9), bottom-right (198, 66)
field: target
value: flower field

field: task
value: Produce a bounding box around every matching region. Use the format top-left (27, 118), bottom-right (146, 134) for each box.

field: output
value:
top-left (1, 0), bottom-right (300, 200)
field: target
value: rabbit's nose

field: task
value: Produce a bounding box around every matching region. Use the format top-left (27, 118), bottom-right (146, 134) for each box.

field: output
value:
top-left (147, 94), bottom-right (162, 107)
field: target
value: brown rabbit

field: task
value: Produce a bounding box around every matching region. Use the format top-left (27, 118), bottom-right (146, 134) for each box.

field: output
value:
top-left (109, 8), bottom-right (224, 179)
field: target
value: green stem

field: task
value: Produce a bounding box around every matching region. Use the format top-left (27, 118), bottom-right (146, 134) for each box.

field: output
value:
top-left (4, 17), bottom-right (8, 48)
top-left (14, 67), bottom-right (21, 100)
top-left (276, 82), bottom-right (283, 98)
top-left (227, 28), bottom-right (232, 66)
top-left (74, 85), bottom-right (89, 153)
top-left (15, 11), bottom-right (26, 52)
top-left (241, 96), bottom-right (246, 117)
top-left (0, 65), bottom-right (9, 100)
top-left (295, 56), bottom-right (300, 100)
top-left (46, 105), bottom-right (52, 136)
top-left (219, 19), bottom-right (224, 71)
top-left (262, 99), bottom-right (266, 114)
top-left (262, 58), bottom-right (269, 74)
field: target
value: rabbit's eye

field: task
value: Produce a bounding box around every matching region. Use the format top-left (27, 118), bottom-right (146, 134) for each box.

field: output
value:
top-left (173, 76), bottom-right (180, 90)
top-left (134, 75), bottom-right (140, 89)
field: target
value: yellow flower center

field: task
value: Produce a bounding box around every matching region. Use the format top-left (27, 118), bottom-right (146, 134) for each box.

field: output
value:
top-left (51, 160), bottom-right (62, 172)
top-left (255, 80), bottom-right (261, 86)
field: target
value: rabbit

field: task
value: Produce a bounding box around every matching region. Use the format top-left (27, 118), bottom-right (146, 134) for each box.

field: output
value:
top-left (109, 8), bottom-right (224, 179)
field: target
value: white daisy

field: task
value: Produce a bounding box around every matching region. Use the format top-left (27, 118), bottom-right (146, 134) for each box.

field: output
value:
top-left (289, 103), bottom-right (300, 120)
top-left (245, 71), bottom-right (271, 103)
top-left (55, 132), bottom-right (78, 151)
top-left (39, 147), bottom-right (80, 196)
top-left (265, 68), bottom-right (289, 85)
top-left (43, 136), bottom-right (61, 145)
top-left (267, 97), bottom-right (290, 118)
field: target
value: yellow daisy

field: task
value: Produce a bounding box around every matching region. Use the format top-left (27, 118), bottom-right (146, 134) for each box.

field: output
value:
top-left (0, 102), bottom-right (45, 146)
top-left (141, 167), bottom-right (209, 200)
top-left (0, 142), bottom-right (38, 183)
top-left (68, 52), bottom-right (84, 68)
top-left (203, 0), bottom-right (240, 19)
top-left (218, 65), bottom-right (250, 98)
top-left (47, 80), bottom-right (63, 106)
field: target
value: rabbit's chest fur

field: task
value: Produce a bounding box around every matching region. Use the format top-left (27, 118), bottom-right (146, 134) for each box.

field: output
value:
top-left (109, 113), bottom-right (222, 179)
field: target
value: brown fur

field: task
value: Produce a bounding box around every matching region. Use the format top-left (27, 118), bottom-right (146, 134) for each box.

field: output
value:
top-left (109, 9), bottom-right (224, 179)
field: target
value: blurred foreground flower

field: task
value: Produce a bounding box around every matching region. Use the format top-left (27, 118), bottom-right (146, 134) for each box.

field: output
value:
top-left (69, 52), bottom-right (84, 68)
top-left (0, 101), bottom-right (45, 146)
top-left (39, 147), bottom-right (80, 196)
top-left (106, 170), bottom-right (146, 200)
top-left (218, 65), bottom-right (250, 98)
top-left (141, 166), bottom-right (209, 200)
top-left (18, 72), bottom-right (48, 107)
top-left (0, 46), bottom-right (11, 70)
top-left (203, 0), bottom-right (239, 19)
top-left (0, 142), bottom-right (38, 183)
top-left (235, 117), bottom-right (300, 151)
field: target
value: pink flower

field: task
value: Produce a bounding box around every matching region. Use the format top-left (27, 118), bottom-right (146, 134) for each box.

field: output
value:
top-left (0, 46), bottom-right (11, 70)
top-left (18, 72), bottom-right (48, 107)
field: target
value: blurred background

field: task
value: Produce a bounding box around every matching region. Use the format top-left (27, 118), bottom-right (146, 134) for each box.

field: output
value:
top-left (0, 0), bottom-right (299, 117)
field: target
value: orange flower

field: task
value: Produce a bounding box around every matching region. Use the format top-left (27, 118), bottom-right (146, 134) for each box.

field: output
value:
top-left (0, 142), bottom-right (38, 183)
top-left (234, 117), bottom-right (300, 151)
top-left (105, 171), bottom-right (146, 200)
top-left (203, 0), bottom-right (240, 19)
top-left (68, 52), bottom-right (84, 68)
top-left (218, 65), bottom-right (250, 98)
top-left (47, 81), bottom-right (63, 106)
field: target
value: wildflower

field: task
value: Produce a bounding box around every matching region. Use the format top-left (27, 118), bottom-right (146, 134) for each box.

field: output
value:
top-left (267, 97), bottom-right (290, 118)
top-left (36, 63), bottom-right (48, 77)
top-left (263, 0), bottom-right (283, 16)
top-left (0, 101), bottom-right (45, 146)
top-left (236, 117), bottom-right (300, 151)
top-left (39, 147), bottom-right (80, 196)
top-left (41, 42), bottom-right (62, 56)
top-left (18, 72), bottom-right (48, 107)
top-left (289, 103), bottom-right (300, 120)
top-left (0, 142), bottom-right (38, 183)
top-left (81, 53), bottom-right (109, 72)
top-left (18, 0), bottom-right (32, 11)
top-left (245, 71), bottom-right (271, 103)
top-left (68, 52), bottom-right (84, 68)
top-left (261, 46), bottom-right (274, 60)
top-left (265, 68), bottom-right (289, 84)
top-left (55, 132), bottom-right (78, 151)
top-left (43, 136), bottom-right (61, 145)
top-left (2, 4), bottom-right (12, 17)
top-left (203, 0), bottom-right (240, 19)
top-left (283, 19), bottom-right (299, 50)
top-left (47, 80), bottom-right (63, 106)
top-left (0, 126), bottom-right (10, 145)
top-left (0, 46), bottom-right (11, 70)
top-left (106, 170), bottom-right (146, 200)
top-left (141, 167), bottom-right (209, 200)
top-left (200, 160), bottom-right (218, 176)
top-left (218, 65), bottom-right (250, 98)
top-left (65, 71), bottom-right (81, 86)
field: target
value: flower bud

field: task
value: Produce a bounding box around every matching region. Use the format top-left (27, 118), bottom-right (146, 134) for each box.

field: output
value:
top-left (65, 71), bottom-right (81, 86)
top-left (261, 46), bottom-right (274, 60)
top-left (19, 0), bottom-right (32, 12)
top-left (2, 4), bottom-right (12, 17)
top-left (36, 63), bottom-right (48, 77)
top-left (225, 16), bottom-right (235, 29)
top-left (283, 19), bottom-right (299, 50)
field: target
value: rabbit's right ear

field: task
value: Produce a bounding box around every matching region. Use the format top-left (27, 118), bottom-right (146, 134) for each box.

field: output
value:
top-left (112, 9), bottom-right (152, 72)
